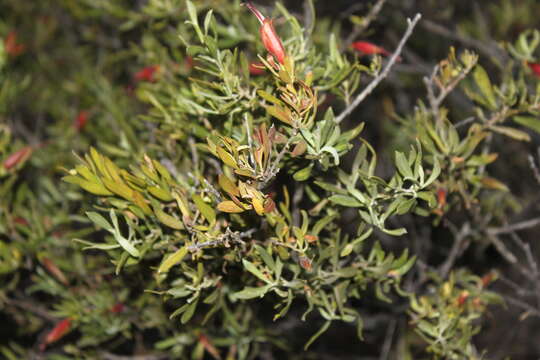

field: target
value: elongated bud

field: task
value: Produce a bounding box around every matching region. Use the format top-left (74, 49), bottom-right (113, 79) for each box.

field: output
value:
top-left (3, 146), bottom-right (32, 170)
top-left (245, 1), bottom-right (286, 64)
top-left (40, 318), bottom-right (71, 351)
top-left (352, 41), bottom-right (401, 62)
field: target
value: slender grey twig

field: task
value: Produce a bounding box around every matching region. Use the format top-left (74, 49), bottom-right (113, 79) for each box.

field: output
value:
top-left (336, 14), bottom-right (422, 124)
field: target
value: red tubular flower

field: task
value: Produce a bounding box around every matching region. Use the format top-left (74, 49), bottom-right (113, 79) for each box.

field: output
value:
top-left (527, 62), bottom-right (540, 78)
top-left (352, 41), bottom-right (401, 61)
top-left (245, 1), bottom-right (286, 64)
top-left (74, 110), bottom-right (89, 131)
top-left (40, 318), bottom-right (72, 351)
top-left (3, 146), bottom-right (32, 170)
top-left (134, 65), bottom-right (160, 82)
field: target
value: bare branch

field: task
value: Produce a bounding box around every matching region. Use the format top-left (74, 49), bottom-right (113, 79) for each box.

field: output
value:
top-left (421, 19), bottom-right (507, 65)
top-left (487, 218), bottom-right (540, 236)
top-left (336, 14), bottom-right (422, 124)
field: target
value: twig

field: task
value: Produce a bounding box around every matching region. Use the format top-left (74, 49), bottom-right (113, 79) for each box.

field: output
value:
top-left (504, 296), bottom-right (540, 318)
top-left (423, 57), bottom-right (477, 125)
top-left (439, 222), bottom-right (471, 279)
top-left (488, 234), bottom-right (518, 264)
top-left (260, 131), bottom-right (297, 187)
top-left (379, 318), bottom-right (396, 360)
top-left (528, 149), bottom-right (540, 185)
top-left (4, 296), bottom-right (57, 322)
top-left (336, 14), bottom-right (422, 124)
top-left (188, 228), bottom-right (256, 251)
top-left (455, 116), bottom-right (476, 129)
top-left (421, 19), bottom-right (506, 65)
top-left (343, 0), bottom-right (387, 49)
top-left (487, 218), bottom-right (540, 236)
top-left (101, 353), bottom-right (168, 360)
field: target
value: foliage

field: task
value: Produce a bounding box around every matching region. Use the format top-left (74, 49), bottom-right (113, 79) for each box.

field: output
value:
top-left (2, 0), bottom-right (540, 359)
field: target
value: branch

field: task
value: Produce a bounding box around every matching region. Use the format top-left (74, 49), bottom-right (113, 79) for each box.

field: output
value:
top-left (438, 222), bottom-right (471, 279)
top-left (336, 13), bottom-right (422, 124)
top-left (487, 218), bottom-right (540, 236)
top-left (421, 19), bottom-right (507, 65)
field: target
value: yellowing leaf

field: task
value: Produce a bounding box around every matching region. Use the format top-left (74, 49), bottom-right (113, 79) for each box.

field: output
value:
top-left (192, 194), bottom-right (216, 224)
top-left (216, 147), bottom-right (238, 169)
top-left (217, 201), bottom-right (245, 213)
top-left (218, 174), bottom-right (240, 197)
top-left (158, 246), bottom-right (189, 274)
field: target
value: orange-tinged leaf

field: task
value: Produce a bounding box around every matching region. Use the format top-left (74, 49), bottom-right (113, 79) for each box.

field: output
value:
top-left (218, 174), bottom-right (240, 197)
top-left (217, 201), bottom-right (245, 213)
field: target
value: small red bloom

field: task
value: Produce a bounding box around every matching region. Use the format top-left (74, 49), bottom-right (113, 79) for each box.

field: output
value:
top-left (134, 65), bottom-right (160, 82)
top-left (74, 110), bottom-right (89, 131)
top-left (436, 188), bottom-right (447, 208)
top-left (457, 291), bottom-right (469, 307)
top-left (298, 256), bottom-right (312, 271)
top-left (245, 1), bottom-right (287, 64)
top-left (3, 146), bottom-right (32, 170)
top-left (4, 31), bottom-right (25, 57)
top-left (527, 62), bottom-right (540, 78)
top-left (110, 302), bottom-right (125, 313)
top-left (40, 318), bottom-right (71, 351)
top-left (249, 62), bottom-right (266, 76)
top-left (352, 41), bottom-right (400, 61)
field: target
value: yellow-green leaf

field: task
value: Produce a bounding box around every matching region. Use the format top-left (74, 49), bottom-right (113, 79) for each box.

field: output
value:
top-left (217, 200), bottom-right (245, 213)
top-left (158, 246), bottom-right (189, 274)
top-left (192, 194), bottom-right (216, 224)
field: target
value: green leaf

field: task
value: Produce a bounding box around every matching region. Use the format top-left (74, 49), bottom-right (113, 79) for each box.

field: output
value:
top-left (329, 195), bottom-right (363, 207)
top-left (181, 298), bottom-right (198, 324)
top-left (86, 211), bottom-right (112, 231)
top-left (490, 125), bottom-right (531, 142)
top-left (293, 164), bottom-right (313, 181)
top-left (232, 284), bottom-right (272, 300)
top-left (242, 259), bottom-right (271, 284)
top-left (395, 151), bottom-right (413, 179)
top-left (192, 194), bottom-right (216, 224)
top-left (304, 321), bottom-right (331, 350)
top-left (158, 246), bottom-right (189, 274)
top-left (513, 116), bottom-right (540, 135)
top-left (423, 158), bottom-right (440, 187)
top-left (473, 65), bottom-right (497, 110)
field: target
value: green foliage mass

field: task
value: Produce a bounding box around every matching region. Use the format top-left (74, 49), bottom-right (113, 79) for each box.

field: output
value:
top-left (1, 0), bottom-right (540, 359)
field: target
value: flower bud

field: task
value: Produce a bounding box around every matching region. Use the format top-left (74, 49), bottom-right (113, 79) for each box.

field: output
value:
top-left (245, 1), bottom-right (286, 64)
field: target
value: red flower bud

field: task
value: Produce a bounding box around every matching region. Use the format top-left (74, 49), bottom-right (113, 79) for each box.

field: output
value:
top-left (245, 2), bottom-right (286, 64)
top-left (3, 146), bottom-right (32, 170)
top-left (40, 318), bottom-right (71, 351)
top-left (4, 31), bottom-right (25, 57)
top-left (74, 110), bottom-right (89, 131)
top-left (352, 41), bottom-right (400, 61)
top-left (527, 62), bottom-right (540, 78)
top-left (249, 62), bottom-right (266, 75)
top-left (134, 65), bottom-right (160, 82)
top-left (110, 302), bottom-right (125, 313)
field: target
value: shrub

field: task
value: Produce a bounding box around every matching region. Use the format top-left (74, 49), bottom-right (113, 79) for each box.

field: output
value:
top-left (1, 0), bottom-right (540, 359)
